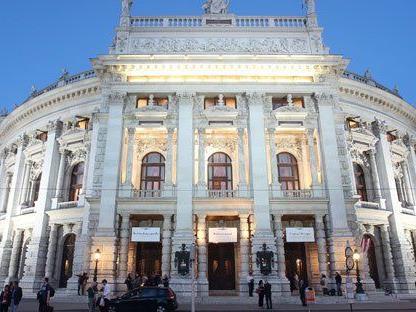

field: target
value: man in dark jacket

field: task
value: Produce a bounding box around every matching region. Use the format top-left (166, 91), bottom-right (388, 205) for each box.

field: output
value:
top-left (335, 272), bottom-right (343, 296)
top-left (264, 279), bottom-right (272, 309)
top-left (11, 281), bottom-right (23, 312)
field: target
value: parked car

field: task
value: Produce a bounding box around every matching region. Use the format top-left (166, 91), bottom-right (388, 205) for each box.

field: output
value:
top-left (108, 287), bottom-right (178, 312)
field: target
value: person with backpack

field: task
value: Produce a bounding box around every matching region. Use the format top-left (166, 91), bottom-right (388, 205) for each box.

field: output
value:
top-left (37, 277), bottom-right (54, 312)
top-left (87, 283), bottom-right (97, 312)
top-left (0, 284), bottom-right (12, 312)
top-left (10, 281), bottom-right (23, 312)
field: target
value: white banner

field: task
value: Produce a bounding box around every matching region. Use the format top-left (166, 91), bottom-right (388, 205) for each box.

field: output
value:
top-left (208, 228), bottom-right (238, 243)
top-left (286, 227), bottom-right (315, 243)
top-left (131, 227), bottom-right (161, 242)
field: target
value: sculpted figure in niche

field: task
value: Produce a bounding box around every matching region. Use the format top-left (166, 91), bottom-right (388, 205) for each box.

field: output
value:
top-left (121, 0), bottom-right (133, 16)
top-left (203, 0), bottom-right (230, 14)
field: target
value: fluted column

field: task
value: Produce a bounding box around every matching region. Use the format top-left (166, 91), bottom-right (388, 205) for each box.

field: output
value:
top-left (315, 215), bottom-right (328, 278)
top-left (239, 215), bottom-right (250, 288)
top-left (401, 162), bottom-right (415, 206)
top-left (164, 128), bottom-right (174, 192)
top-left (161, 214), bottom-right (172, 277)
top-left (268, 128), bottom-right (280, 197)
top-left (118, 215), bottom-right (130, 283)
top-left (379, 225), bottom-right (396, 286)
top-left (307, 129), bottom-right (320, 196)
top-left (196, 215), bottom-right (208, 289)
top-left (237, 128), bottom-right (248, 193)
top-left (368, 149), bottom-right (383, 201)
top-left (125, 128), bottom-right (135, 189)
top-left (19, 161), bottom-right (32, 206)
top-left (45, 224), bottom-right (59, 281)
top-left (8, 229), bottom-right (24, 280)
top-left (197, 128), bottom-right (206, 196)
top-left (55, 149), bottom-right (67, 200)
top-left (274, 214), bottom-right (286, 279)
top-left (0, 173), bottom-right (12, 213)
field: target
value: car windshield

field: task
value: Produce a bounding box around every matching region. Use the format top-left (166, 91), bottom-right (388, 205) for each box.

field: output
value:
top-left (141, 288), bottom-right (159, 298)
top-left (120, 289), bottom-right (139, 299)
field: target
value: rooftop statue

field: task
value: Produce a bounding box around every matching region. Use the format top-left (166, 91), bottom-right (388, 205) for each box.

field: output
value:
top-left (203, 0), bottom-right (230, 14)
top-left (121, 0), bottom-right (133, 17)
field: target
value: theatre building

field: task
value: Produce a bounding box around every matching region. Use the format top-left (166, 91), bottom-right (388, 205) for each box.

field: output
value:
top-left (1, 0), bottom-right (416, 299)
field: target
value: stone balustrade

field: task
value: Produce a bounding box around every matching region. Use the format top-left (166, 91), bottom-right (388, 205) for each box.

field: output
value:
top-left (270, 188), bottom-right (326, 200)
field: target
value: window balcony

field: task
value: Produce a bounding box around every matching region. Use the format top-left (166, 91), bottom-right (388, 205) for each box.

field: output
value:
top-left (269, 187), bottom-right (326, 200)
top-left (355, 200), bottom-right (381, 210)
top-left (130, 186), bottom-right (177, 199)
top-left (193, 185), bottom-right (251, 199)
top-left (56, 201), bottom-right (79, 209)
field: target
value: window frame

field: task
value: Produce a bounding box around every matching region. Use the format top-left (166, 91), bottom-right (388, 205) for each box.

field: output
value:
top-left (69, 162), bottom-right (85, 202)
top-left (276, 152), bottom-right (300, 191)
top-left (353, 163), bottom-right (368, 202)
top-left (207, 152), bottom-right (233, 191)
top-left (140, 152), bottom-right (166, 192)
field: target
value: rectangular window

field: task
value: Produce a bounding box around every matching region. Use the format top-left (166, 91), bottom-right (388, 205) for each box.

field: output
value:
top-left (155, 97), bottom-right (169, 107)
top-left (346, 117), bottom-right (360, 130)
top-left (36, 132), bottom-right (48, 142)
top-left (137, 98), bottom-right (149, 108)
top-left (76, 118), bottom-right (90, 130)
top-left (204, 97), bottom-right (217, 109)
top-left (225, 97), bottom-right (237, 109)
top-left (272, 97), bottom-right (287, 110)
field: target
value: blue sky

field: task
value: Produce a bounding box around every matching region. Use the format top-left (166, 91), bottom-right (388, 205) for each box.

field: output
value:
top-left (0, 0), bottom-right (415, 112)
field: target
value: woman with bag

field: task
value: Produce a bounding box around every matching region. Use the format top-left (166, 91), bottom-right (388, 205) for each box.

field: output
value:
top-left (0, 284), bottom-right (12, 312)
top-left (256, 280), bottom-right (265, 308)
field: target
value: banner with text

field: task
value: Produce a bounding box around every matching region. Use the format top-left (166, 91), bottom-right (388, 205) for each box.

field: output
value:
top-left (208, 228), bottom-right (238, 243)
top-left (286, 227), bottom-right (315, 243)
top-left (131, 227), bottom-right (161, 242)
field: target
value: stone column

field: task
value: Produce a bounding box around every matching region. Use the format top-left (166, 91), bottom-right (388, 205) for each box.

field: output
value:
top-left (307, 129), bottom-right (321, 196)
top-left (19, 161), bottom-right (32, 206)
top-left (164, 128), bottom-right (175, 194)
top-left (197, 128), bottom-right (206, 196)
top-left (368, 149), bottom-right (383, 202)
top-left (274, 214), bottom-right (290, 294)
top-left (7, 229), bottom-right (24, 281)
top-left (117, 215), bottom-right (130, 289)
top-left (161, 214), bottom-right (172, 278)
top-left (379, 225), bottom-right (396, 289)
top-left (239, 214), bottom-right (250, 293)
top-left (315, 215), bottom-right (328, 278)
top-left (401, 162), bottom-right (415, 206)
top-left (268, 128), bottom-right (280, 197)
top-left (0, 152), bottom-right (7, 211)
top-left (237, 128), bottom-right (248, 194)
top-left (315, 93), bottom-right (353, 278)
top-left (122, 128), bottom-right (135, 194)
top-left (0, 173), bottom-right (12, 213)
top-left (20, 120), bottom-right (63, 292)
top-left (196, 215), bottom-right (208, 296)
top-left (372, 118), bottom-right (416, 293)
top-left (404, 138), bottom-right (416, 210)
top-left (44, 224), bottom-right (59, 282)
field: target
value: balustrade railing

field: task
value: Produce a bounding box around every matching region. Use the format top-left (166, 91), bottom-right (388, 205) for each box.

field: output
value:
top-left (355, 201), bottom-right (380, 210)
top-left (193, 186), bottom-right (250, 198)
top-left (270, 188), bottom-right (326, 199)
top-left (57, 201), bottom-right (79, 209)
top-left (130, 16), bottom-right (307, 29)
top-left (131, 187), bottom-right (177, 199)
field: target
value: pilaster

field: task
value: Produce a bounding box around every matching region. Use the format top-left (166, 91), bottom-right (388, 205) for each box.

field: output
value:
top-left (196, 215), bottom-right (208, 296)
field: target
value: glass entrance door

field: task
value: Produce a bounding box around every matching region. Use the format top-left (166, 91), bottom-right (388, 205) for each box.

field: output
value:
top-left (136, 242), bottom-right (162, 277)
top-left (208, 243), bottom-right (236, 291)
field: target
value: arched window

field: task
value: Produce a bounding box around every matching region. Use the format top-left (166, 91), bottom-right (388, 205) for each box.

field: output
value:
top-left (353, 163), bottom-right (368, 202)
top-left (208, 153), bottom-right (233, 191)
top-left (32, 174), bottom-right (42, 203)
top-left (277, 153), bottom-right (300, 191)
top-left (59, 234), bottom-right (76, 288)
top-left (69, 163), bottom-right (84, 202)
top-left (140, 153), bottom-right (166, 191)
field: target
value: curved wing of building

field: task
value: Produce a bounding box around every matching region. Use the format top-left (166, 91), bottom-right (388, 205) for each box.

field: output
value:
top-left (0, 0), bottom-right (415, 297)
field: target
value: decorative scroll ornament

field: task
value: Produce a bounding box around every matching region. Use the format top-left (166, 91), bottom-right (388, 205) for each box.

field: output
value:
top-left (136, 137), bottom-right (168, 155)
top-left (130, 38), bottom-right (308, 55)
top-left (67, 149), bottom-right (87, 168)
top-left (203, 0), bottom-right (230, 14)
top-left (205, 136), bottom-right (237, 153)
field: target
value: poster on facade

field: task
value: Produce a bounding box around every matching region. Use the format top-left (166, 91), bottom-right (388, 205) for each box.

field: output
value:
top-left (131, 227), bottom-right (161, 242)
top-left (208, 228), bottom-right (238, 243)
top-left (286, 227), bottom-right (315, 243)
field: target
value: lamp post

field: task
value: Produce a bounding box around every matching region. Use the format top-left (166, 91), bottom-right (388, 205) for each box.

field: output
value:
top-left (353, 250), bottom-right (365, 294)
top-left (94, 249), bottom-right (101, 282)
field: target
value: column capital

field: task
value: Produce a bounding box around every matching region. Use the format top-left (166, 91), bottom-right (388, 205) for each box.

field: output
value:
top-left (167, 127), bottom-right (175, 135)
top-left (372, 117), bottom-right (388, 138)
top-left (47, 119), bottom-right (63, 133)
top-left (313, 92), bottom-right (337, 107)
top-left (16, 133), bottom-right (29, 149)
top-left (127, 127), bottom-right (136, 137)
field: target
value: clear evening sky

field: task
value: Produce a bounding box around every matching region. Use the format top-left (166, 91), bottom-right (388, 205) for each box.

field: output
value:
top-left (0, 0), bottom-right (415, 112)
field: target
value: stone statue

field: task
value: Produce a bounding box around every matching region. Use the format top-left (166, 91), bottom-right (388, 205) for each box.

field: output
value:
top-left (121, 0), bottom-right (133, 16)
top-left (202, 0), bottom-right (230, 14)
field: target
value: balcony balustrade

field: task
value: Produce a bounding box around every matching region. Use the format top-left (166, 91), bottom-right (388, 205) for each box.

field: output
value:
top-left (193, 186), bottom-right (251, 199)
top-left (131, 186), bottom-right (177, 199)
top-left (269, 187), bottom-right (326, 200)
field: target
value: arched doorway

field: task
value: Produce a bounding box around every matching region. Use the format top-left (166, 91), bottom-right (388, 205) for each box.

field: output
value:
top-left (363, 235), bottom-right (381, 289)
top-left (59, 234), bottom-right (76, 288)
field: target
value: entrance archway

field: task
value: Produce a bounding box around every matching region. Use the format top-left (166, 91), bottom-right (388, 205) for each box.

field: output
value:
top-left (208, 243), bottom-right (236, 291)
top-left (59, 234), bottom-right (76, 288)
top-left (364, 235), bottom-right (381, 289)
top-left (136, 242), bottom-right (162, 277)
top-left (285, 242), bottom-right (307, 292)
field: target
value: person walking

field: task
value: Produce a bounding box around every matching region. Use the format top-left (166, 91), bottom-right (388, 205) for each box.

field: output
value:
top-left (256, 280), bottom-right (265, 308)
top-left (87, 282), bottom-right (97, 312)
top-left (247, 271), bottom-right (254, 297)
top-left (335, 272), bottom-right (343, 296)
top-left (298, 279), bottom-right (307, 307)
top-left (320, 274), bottom-right (328, 296)
top-left (264, 279), bottom-right (272, 310)
top-left (102, 279), bottom-right (111, 312)
top-left (0, 285), bottom-right (12, 312)
top-left (37, 277), bottom-right (51, 312)
top-left (76, 273), bottom-right (84, 296)
top-left (133, 274), bottom-right (142, 289)
top-left (162, 275), bottom-right (170, 288)
top-left (124, 274), bottom-right (133, 292)
top-left (10, 282), bottom-right (22, 312)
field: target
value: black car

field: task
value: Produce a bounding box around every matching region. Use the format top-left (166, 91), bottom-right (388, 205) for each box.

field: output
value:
top-left (108, 287), bottom-right (178, 312)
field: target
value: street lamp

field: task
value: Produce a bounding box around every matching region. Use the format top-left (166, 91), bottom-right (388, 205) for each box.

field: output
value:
top-left (353, 250), bottom-right (365, 294)
top-left (94, 249), bottom-right (101, 282)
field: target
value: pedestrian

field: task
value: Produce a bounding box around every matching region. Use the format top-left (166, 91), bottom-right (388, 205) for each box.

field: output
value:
top-left (87, 282), bottom-right (97, 312)
top-left (133, 274), bottom-right (142, 289)
top-left (76, 273), bottom-right (84, 296)
top-left (264, 279), bottom-right (272, 310)
top-left (101, 279), bottom-right (111, 312)
top-left (124, 274), bottom-right (133, 292)
top-left (0, 285), bottom-right (12, 312)
top-left (320, 274), bottom-right (328, 295)
top-left (247, 271), bottom-right (254, 297)
top-left (162, 275), bottom-right (170, 288)
top-left (82, 273), bottom-right (89, 295)
top-left (256, 280), bottom-right (265, 308)
top-left (154, 273), bottom-right (162, 287)
top-left (335, 272), bottom-right (342, 296)
top-left (10, 282), bottom-right (22, 312)
top-left (298, 279), bottom-right (307, 307)
top-left (37, 277), bottom-right (51, 312)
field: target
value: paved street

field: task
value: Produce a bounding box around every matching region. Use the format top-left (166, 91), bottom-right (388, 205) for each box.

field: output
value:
top-left (15, 299), bottom-right (416, 312)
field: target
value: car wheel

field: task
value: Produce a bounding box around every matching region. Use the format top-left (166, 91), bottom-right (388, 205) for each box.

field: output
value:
top-left (156, 305), bottom-right (166, 312)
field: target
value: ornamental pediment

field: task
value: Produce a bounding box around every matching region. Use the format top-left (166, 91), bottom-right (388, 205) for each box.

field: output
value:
top-left (349, 129), bottom-right (378, 148)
